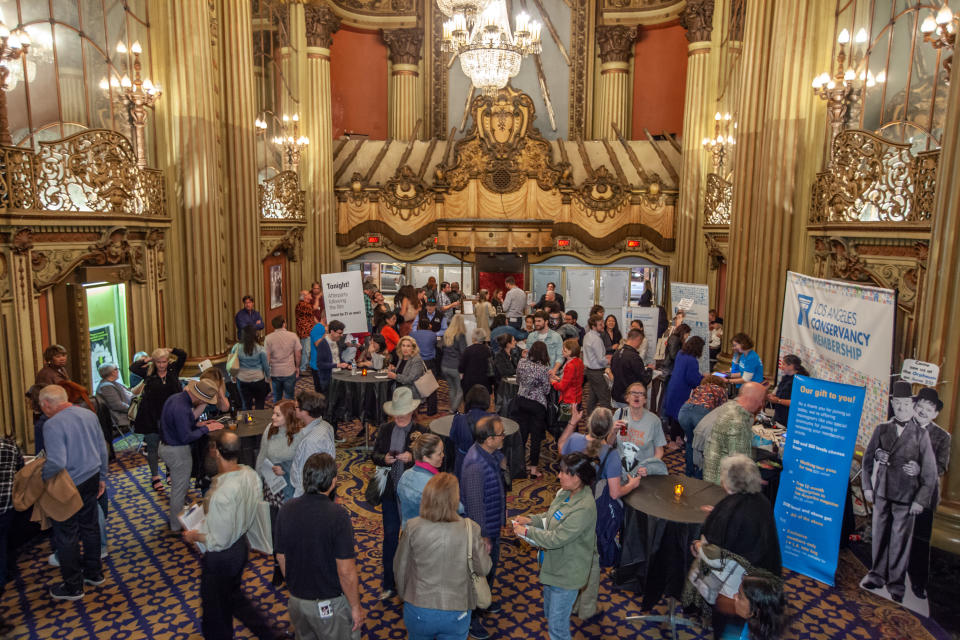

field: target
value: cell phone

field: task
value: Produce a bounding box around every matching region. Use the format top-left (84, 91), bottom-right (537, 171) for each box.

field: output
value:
top-left (713, 372), bottom-right (728, 378)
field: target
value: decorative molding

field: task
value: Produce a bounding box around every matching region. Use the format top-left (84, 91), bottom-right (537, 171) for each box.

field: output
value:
top-left (304, 4), bottom-right (341, 48)
top-left (704, 173), bottom-right (732, 225)
top-left (30, 227), bottom-right (133, 291)
top-left (328, 0), bottom-right (415, 18)
top-left (382, 28), bottom-right (423, 66)
top-left (430, 7), bottom-right (448, 138)
top-left (438, 87), bottom-right (569, 193)
top-left (569, 0), bottom-right (591, 139)
top-left (811, 129), bottom-right (938, 225)
top-left (597, 25), bottom-right (637, 64)
top-left (259, 171), bottom-right (305, 220)
top-left (260, 226), bottom-right (305, 261)
top-left (11, 228), bottom-right (33, 255)
top-left (729, 0), bottom-right (745, 41)
top-left (679, 0), bottom-right (715, 43)
top-left (704, 232), bottom-right (726, 270)
top-left (573, 166), bottom-right (630, 222)
top-left (381, 165), bottom-right (432, 220)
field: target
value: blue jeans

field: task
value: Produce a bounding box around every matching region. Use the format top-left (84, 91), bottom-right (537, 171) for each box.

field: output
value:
top-left (271, 374), bottom-right (297, 401)
top-left (404, 603), bottom-right (469, 640)
top-left (543, 584), bottom-right (579, 640)
top-left (678, 403), bottom-right (711, 478)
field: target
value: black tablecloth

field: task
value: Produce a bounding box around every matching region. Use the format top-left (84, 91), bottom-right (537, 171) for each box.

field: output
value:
top-left (326, 372), bottom-right (392, 427)
top-left (429, 415), bottom-right (525, 482)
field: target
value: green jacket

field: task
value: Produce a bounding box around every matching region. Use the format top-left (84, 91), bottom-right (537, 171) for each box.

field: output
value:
top-left (525, 487), bottom-right (597, 590)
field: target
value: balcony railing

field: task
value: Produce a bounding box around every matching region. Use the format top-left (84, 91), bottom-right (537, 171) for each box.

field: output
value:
top-left (259, 170), bottom-right (304, 221)
top-left (704, 173), bottom-right (732, 225)
top-left (0, 129), bottom-right (165, 217)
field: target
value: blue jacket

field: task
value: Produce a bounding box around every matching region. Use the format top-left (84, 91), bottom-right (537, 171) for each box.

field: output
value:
top-left (450, 408), bottom-right (492, 477)
top-left (663, 352), bottom-right (703, 420)
top-left (460, 443), bottom-right (505, 539)
top-left (313, 338), bottom-right (336, 387)
top-left (235, 308), bottom-right (263, 339)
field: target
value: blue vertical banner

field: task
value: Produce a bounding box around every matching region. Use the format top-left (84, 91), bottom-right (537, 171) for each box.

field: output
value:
top-left (774, 375), bottom-right (865, 585)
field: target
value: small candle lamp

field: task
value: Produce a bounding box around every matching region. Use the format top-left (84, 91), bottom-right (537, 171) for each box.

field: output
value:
top-left (362, 368), bottom-right (368, 376)
top-left (674, 482), bottom-right (685, 499)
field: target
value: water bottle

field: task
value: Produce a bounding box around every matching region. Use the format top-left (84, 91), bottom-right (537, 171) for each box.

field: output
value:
top-left (351, 361), bottom-right (357, 376)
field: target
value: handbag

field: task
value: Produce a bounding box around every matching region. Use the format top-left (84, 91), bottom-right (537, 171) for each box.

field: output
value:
top-left (414, 360), bottom-right (440, 397)
top-left (127, 395), bottom-right (142, 422)
top-left (226, 345), bottom-right (240, 377)
top-left (465, 518), bottom-right (492, 609)
top-left (365, 465), bottom-right (389, 507)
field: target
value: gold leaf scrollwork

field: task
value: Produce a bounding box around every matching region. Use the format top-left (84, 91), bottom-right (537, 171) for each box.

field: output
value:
top-left (573, 166), bottom-right (629, 223)
top-left (259, 171), bottom-right (305, 220)
top-left (810, 129), bottom-right (937, 224)
top-left (704, 173), bottom-right (732, 225)
top-left (381, 166), bottom-right (431, 221)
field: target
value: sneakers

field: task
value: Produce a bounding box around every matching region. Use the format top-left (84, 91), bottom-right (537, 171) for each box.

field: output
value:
top-left (469, 619), bottom-right (491, 640)
top-left (49, 583), bottom-right (84, 601)
top-left (83, 573), bottom-right (106, 586)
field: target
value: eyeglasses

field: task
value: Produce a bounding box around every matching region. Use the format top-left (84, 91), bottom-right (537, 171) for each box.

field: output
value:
top-left (628, 392), bottom-right (647, 397)
top-left (491, 432), bottom-right (505, 439)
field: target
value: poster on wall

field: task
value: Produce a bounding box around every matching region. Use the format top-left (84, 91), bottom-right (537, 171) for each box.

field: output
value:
top-left (270, 264), bottom-right (283, 310)
top-left (626, 307), bottom-right (659, 363)
top-left (90, 324), bottom-right (122, 387)
top-left (321, 271), bottom-right (367, 335)
top-left (669, 282), bottom-right (710, 373)
top-left (774, 375), bottom-right (864, 586)
top-left (778, 271), bottom-right (895, 448)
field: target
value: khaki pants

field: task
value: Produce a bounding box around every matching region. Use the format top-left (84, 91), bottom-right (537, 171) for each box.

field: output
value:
top-left (289, 594), bottom-right (360, 640)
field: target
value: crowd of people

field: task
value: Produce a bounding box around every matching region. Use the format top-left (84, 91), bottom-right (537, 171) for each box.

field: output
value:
top-left (5, 277), bottom-right (855, 640)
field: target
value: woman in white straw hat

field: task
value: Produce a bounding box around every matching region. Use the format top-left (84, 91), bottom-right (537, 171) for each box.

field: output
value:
top-left (370, 387), bottom-right (425, 601)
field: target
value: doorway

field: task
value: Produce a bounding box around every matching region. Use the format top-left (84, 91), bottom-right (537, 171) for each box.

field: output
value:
top-left (85, 284), bottom-right (131, 387)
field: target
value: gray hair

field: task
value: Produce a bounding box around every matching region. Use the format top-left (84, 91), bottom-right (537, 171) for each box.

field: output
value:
top-left (98, 362), bottom-right (118, 378)
top-left (719, 454), bottom-right (762, 494)
top-left (472, 327), bottom-right (487, 343)
top-left (38, 384), bottom-right (68, 407)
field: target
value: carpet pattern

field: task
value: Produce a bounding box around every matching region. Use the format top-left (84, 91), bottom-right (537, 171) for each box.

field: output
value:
top-left (0, 377), bottom-right (951, 640)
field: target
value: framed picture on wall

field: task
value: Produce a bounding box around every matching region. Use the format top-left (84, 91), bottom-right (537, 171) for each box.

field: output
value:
top-left (270, 264), bottom-right (283, 309)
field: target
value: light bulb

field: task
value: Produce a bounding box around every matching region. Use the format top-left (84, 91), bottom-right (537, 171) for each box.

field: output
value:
top-left (99, 77), bottom-right (109, 90)
top-left (855, 28), bottom-right (868, 44)
top-left (282, 114), bottom-right (289, 122)
top-left (812, 76), bottom-right (823, 89)
top-left (0, 23), bottom-right (9, 39)
top-left (16, 28), bottom-right (29, 46)
top-left (844, 68), bottom-right (855, 81)
top-left (702, 137), bottom-right (710, 146)
top-left (143, 79), bottom-right (154, 92)
top-left (7, 33), bottom-right (19, 49)
top-left (116, 41), bottom-right (127, 54)
top-left (936, 5), bottom-right (953, 25)
top-left (292, 113), bottom-right (299, 121)
top-left (121, 74), bottom-right (132, 88)
top-left (876, 70), bottom-right (886, 83)
top-left (838, 28), bottom-right (850, 44)
top-left (922, 15), bottom-right (938, 33)
top-left (715, 112), bottom-right (722, 120)
top-left (131, 41), bottom-right (142, 54)
top-left (826, 80), bottom-right (836, 89)
top-left (724, 112), bottom-right (731, 121)
top-left (110, 77), bottom-right (120, 88)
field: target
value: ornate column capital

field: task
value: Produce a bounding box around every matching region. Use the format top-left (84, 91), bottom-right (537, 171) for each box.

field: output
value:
top-left (680, 0), bottom-right (715, 44)
top-left (382, 28), bottom-right (423, 66)
top-left (596, 25), bottom-right (637, 64)
top-left (304, 4), bottom-right (341, 49)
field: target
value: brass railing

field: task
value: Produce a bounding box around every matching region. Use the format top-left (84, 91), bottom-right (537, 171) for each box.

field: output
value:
top-left (704, 172), bottom-right (732, 225)
top-left (259, 170), bottom-right (305, 220)
top-left (0, 129), bottom-right (165, 216)
top-left (810, 129), bottom-right (939, 225)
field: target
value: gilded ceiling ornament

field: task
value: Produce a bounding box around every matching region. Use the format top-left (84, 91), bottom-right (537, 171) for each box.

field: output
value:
top-left (573, 166), bottom-right (630, 221)
top-left (382, 28), bottom-right (424, 65)
top-left (381, 165), bottom-right (432, 220)
top-left (596, 25), bottom-right (637, 64)
top-left (679, 0), bottom-right (715, 43)
top-left (304, 4), bottom-right (341, 48)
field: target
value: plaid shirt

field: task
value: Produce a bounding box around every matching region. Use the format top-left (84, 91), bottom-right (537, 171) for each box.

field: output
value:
top-left (0, 438), bottom-right (24, 514)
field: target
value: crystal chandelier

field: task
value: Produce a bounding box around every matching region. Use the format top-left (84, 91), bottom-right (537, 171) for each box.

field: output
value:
top-left (442, 0), bottom-right (541, 96)
top-left (436, 0), bottom-right (490, 24)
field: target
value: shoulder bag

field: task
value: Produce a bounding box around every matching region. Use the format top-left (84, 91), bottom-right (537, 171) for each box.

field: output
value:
top-left (414, 359), bottom-right (440, 397)
top-left (365, 465), bottom-right (389, 507)
top-left (226, 344), bottom-right (240, 377)
top-left (465, 518), bottom-right (492, 609)
top-left (127, 380), bottom-right (145, 422)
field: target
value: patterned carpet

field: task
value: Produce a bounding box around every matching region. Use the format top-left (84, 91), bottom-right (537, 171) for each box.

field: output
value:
top-left (1, 378), bottom-right (952, 640)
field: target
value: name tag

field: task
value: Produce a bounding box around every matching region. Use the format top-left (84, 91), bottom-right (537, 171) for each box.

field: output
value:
top-left (318, 600), bottom-right (333, 618)
top-left (554, 510), bottom-right (564, 521)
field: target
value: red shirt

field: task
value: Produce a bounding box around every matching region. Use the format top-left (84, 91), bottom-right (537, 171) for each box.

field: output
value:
top-left (381, 326), bottom-right (400, 352)
top-left (295, 301), bottom-right (316, 338)
top-left (553, 357), bottom-right (584, 405)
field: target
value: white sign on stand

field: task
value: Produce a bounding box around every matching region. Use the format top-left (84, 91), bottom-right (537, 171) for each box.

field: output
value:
top-left (321, 271), bottom-right (367, 335)
top-left (900, 359), bottom-right (939, 386)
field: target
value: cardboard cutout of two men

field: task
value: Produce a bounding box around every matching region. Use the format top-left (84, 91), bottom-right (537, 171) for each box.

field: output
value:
top-left (860, 381), bottom-right (950, 615)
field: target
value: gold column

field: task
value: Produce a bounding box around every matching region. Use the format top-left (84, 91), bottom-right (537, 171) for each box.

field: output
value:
top-left (594, 26), bottom-right (636, 140)
top-left (916, 59), bottom-right (960, 542)
top-left (219, 0), bottom-right (261, 312)
top-left (302, 4), bottom-right (340, 276)
top-left (723, 0), bottom-right (832, 369)
top-left (149, 0), bottom-right (228, 357)
top-left (673, 0), bottom-right (715, 284)
top-left (383, 28), bottom-right (424, 141)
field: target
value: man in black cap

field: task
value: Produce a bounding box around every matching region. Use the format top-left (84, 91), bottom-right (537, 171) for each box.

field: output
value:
top-left (907, 387), bottom-right (950, 599)
top-left (861, 380), bottom-right (938, 603)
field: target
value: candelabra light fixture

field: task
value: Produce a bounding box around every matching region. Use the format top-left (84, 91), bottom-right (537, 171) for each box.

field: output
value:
top-left (100, 41), bottom-right (162, 168)
top-left (0, 18), bottom-right (31, 145)
top-left (702, 112), bottom-right (735, 174)
top-left (811, 28), bottom-right (885, 163)
top-left (441, 0), bottom-right (541, 96)
top-left (920, 4), bottom-right (957, 78)
top-left (272, 113), bottom-right (309, 171)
